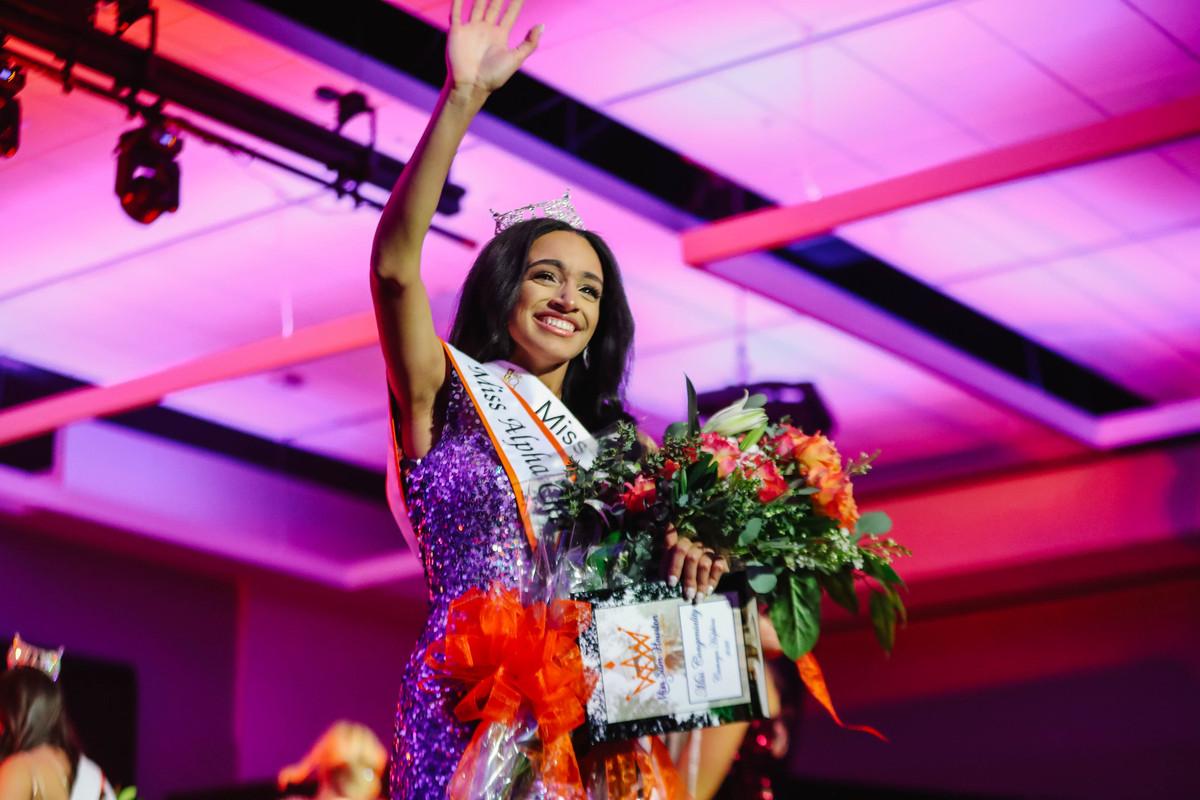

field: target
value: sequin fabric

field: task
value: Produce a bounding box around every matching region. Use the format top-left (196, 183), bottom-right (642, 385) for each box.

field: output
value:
top-left (391, 369), bottom-right (531, 799)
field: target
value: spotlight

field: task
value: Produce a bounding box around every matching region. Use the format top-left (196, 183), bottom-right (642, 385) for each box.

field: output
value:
top-left (114, 122), bottom-right (182, 224)
top-left (0, 60), bottom-right (25, 159)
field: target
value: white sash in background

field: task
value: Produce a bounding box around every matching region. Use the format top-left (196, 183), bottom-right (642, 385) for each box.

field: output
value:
top-left (387, 342), bottom-right (597, 551)
top-left (69, 756), bottom-right (116, 800)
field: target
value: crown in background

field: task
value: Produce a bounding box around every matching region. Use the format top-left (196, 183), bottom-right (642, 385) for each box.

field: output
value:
top-left (491, 191), bottom-right (586, 235)
top-left (7, 633), bottom-right (63, 682)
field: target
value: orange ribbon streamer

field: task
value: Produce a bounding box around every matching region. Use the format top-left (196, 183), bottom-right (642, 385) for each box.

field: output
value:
top-left (425, 582), bottom-right (597, 799)
top-left (796, 651), bottom-right (888, 742)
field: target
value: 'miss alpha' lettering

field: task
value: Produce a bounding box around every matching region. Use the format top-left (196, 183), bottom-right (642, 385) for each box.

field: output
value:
top-left (536, 399), bottom-right (578, 445)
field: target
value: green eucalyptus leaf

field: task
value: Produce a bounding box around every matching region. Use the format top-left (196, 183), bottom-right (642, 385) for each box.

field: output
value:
top-left (855, 511), bottom-right (893, 536)
top-left (748, 571), bottom-right (777, 594)
top-left (664, 421), bottom-right (689, 440)
top-left (869, 590), bottom-right (896, 654)
top-left (888, 584), bottom-right (908, 626)
top-left (738, 517), bottom-right (763, 547)
top-left (819, 570), bottom-right (859, 615)
top-left (864, 557), bottom-right (905, 588)
top-left (768, 573), bottom-right (822, 660)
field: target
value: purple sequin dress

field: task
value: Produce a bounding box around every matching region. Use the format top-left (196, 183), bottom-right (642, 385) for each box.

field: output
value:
top-left (391, 369), bottom-right (531, 799)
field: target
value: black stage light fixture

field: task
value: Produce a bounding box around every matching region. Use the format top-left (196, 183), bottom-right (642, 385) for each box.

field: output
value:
top-left (0, 59), bottom-right (25, 159)
top-left (114, 122), bottom-right (182, 224)
top-left (111, 0), bottom-right (152, 35)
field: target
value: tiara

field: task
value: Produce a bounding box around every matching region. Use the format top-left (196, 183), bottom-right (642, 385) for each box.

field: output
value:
top-left (490, 191), bottom-right (586, 234)
top-left (7, 633), bottom-right (63, 682)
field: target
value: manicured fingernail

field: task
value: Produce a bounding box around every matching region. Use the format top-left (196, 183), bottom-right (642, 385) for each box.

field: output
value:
top-left (667, 575), bottom-right (679, 588)
top-left (684, 586), bottom-right (696, 602)
top-left (707, 583), bottom-right (717, 596)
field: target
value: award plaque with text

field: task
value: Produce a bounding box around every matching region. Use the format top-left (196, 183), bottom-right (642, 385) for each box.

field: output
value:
top-left (574, 572), bottom-right (770, 744)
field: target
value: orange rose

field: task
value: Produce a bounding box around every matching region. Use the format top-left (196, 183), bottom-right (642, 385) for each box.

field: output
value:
top-left (830, 480), bottom-right (859, 529)
top-left (806, 464), bottom-right (859, 528)
top-left (772, 425), bottom-right (843, 474)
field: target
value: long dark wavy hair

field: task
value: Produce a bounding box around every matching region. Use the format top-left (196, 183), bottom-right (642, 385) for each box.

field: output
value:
top-left (0, 667), bottom-right (81, 767)
top-left (449, 218), bottom-right (635, 432)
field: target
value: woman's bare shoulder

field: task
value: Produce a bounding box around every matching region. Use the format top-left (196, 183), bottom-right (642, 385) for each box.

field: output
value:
top-left (0, 754), bottom-right (34, 799)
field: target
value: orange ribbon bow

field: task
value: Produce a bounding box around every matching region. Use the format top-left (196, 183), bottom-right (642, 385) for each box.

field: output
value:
top-left (426, 582), bottom-right (596, 799)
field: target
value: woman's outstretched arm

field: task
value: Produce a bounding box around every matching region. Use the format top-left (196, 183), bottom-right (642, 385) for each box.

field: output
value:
top-left (371, 0), bottom-right (542, 457)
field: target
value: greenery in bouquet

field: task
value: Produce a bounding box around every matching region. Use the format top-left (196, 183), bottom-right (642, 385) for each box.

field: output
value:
top-left (550, 380), bottom-right (910, 660)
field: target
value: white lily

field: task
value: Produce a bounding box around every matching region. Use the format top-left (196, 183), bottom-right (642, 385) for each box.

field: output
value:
top-left (701, 391), bottom-right (768, 437)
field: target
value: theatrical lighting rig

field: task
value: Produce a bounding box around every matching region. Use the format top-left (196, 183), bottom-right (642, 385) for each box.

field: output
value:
top-left (0, 57), bottom-right (24, 159)
top-left (0, 0), bottom-right (468, 239)
top-left (114, 122), bottom-right (182, 224)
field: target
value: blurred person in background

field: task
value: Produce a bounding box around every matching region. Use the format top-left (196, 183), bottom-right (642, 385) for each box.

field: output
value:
top-left (0, 666), bottom-right (78, 800)
top-left (277, 721), bottom-right (387, 800)
top-left (0, 635), bottom-right (117, 800)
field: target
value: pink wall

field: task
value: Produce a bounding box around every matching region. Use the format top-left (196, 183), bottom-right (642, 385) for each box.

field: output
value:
top-left (792, 574), bottom-right (1200, 798)
top-left (232, 578), bottom-right (425, 782)
top-left (786, 436), bottom-right (1200, 798)
top-left (0, 522), bottom-right (239, 800)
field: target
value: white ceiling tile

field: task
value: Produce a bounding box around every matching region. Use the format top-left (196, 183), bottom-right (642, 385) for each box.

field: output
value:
top-left (626, 0), bottom-right (807, 72)
top-left (1124, 0), bottom-right (1200, 53)
top-left (1047, 149), bottom-right (1200, 235)
top-left (964, 0), bottom-right (1200, 114)
top-left (526, 25), bottom-right (698, 106)
top-left (840, 5), bottom-right (1105, 145)
top-left (719, 41), bottom-right (976, 169)
top-left (387, 1), bottom-right (690, 44)
top-left (769, 0), bottom-right (952, 33)
top-left (290, 414), bottom-right (393, 471)
top-left (1049, 241), bottom-right (1200, 365)
top-left (168, 347), bottom-right (390, 445)
top-left (606, 79), bottom-right (879, 201)
top-left (948, 262), bottom-right (1200, 401)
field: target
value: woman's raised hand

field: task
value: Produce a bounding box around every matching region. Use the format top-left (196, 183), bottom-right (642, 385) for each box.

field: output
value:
top-left (447, 0), bottom-right (543, 94)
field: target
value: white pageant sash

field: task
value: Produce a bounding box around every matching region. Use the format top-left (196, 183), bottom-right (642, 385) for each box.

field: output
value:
top-left (387, 342), bottom-right (597, 551)
top-left (69, 755), bottom-right (116, 800)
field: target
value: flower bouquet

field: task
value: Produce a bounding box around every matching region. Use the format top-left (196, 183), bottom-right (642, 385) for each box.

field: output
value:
top-left (549, 380), bottom-right (909, 736)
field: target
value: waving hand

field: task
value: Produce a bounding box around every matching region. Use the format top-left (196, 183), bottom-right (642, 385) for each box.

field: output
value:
top-left (448, 0), bottom-right (543, 93)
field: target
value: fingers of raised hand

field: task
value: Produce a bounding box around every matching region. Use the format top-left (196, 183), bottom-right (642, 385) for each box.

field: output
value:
top-left (500, 0), bottom-right (526, 32)
top-left (514, 22), bottom-right (542, 61)
top-left (483, 0), bottom-right (505, 23)
top-left (469, 0), bottom-right (486, 23)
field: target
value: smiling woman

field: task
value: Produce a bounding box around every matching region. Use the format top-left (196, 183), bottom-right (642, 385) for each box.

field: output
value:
top-left (448, 219), bottom-right (635, 432)
top-left (367, 0), bottom-right (731, 796)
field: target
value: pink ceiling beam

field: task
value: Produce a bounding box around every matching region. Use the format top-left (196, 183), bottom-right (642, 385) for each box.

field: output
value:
top-left (681, 94), bottom-right (1200, 264)
top-left (0, 312), bottom-right (378, 446)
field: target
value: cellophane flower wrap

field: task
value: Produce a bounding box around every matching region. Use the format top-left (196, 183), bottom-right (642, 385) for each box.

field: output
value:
top-left (422, 482), bottom-right (609, 799)
top-left (547, 380), bottom-right (910, 698)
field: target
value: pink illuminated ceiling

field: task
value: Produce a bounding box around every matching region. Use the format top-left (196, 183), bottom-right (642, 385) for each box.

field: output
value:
top-left (1, 0), bottom-right (1197, 583)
